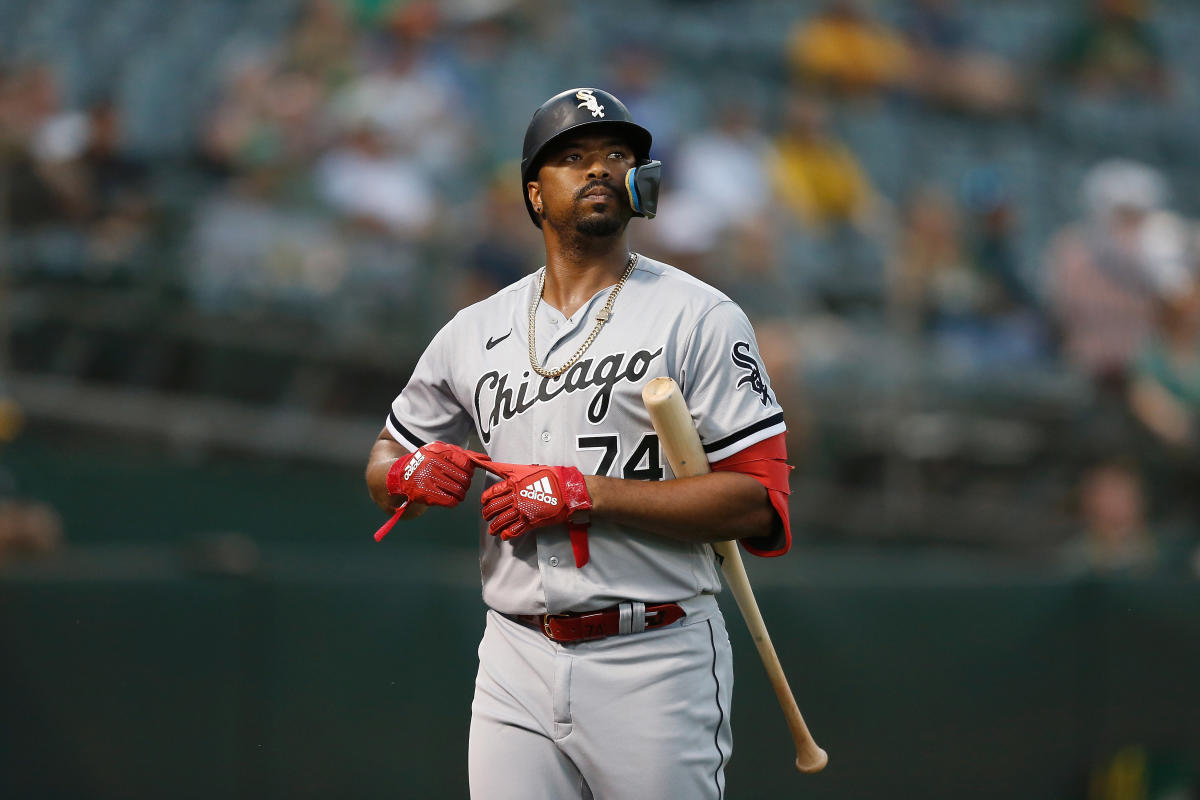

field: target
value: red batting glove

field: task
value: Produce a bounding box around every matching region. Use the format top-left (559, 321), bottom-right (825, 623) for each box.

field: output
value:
top-left (374, 442), bottom-right (489, 541)
top-left (478, 462), bottom-right (592, 541)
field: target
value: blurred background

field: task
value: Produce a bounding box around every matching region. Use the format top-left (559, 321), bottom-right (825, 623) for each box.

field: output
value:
top-left (1, 0), bottom-right (1198, 797)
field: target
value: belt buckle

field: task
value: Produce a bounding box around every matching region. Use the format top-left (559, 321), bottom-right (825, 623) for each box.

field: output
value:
top-left (542, 613), bottom-right (564, 641)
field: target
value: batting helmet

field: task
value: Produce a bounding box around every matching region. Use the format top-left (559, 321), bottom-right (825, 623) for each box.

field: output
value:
top-left (520, 88), bottom-right (661, 228)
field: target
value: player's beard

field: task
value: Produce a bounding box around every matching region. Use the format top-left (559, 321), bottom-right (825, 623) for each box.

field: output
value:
top-left (569, 180), bottom-right (626, 239)
top-left (575, 213), bottom-right (623, 238)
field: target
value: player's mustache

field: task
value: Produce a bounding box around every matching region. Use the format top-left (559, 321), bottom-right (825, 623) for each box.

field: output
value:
top-left (576, 180), bottom-right (619, 200)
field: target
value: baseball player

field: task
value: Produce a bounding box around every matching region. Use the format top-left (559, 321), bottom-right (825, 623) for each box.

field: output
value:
top-left (366, 88), bottom-right (793, 800)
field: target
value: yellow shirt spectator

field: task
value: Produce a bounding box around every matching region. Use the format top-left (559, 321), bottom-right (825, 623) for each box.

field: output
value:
top-left (767, 93), bottom-right (874, 229)
top-left (788, 2), bottom-right (914, 96)
top-left (769, 136), bottom-right (871, 229)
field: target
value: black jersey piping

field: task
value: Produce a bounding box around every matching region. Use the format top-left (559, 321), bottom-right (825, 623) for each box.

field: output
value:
top-left (702, 412), bottom-right (785, 455)
top-left (388, 412), bottom-right (428, 448)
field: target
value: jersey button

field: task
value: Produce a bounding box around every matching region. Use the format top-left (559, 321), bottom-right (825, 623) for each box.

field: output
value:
top-left (548, 556), bottom-right (560, 567)
top-left (541, 432), bottom-right (551, 443)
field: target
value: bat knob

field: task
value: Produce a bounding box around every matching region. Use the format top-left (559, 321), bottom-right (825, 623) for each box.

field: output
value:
top-left (795, 748), bottom-right (828, 774)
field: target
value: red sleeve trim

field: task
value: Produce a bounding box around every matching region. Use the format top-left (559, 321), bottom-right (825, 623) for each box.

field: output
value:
top-left (710, 432), bottom-right (792, 557)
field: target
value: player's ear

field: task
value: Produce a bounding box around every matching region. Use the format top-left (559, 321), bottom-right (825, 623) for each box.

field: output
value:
top-left (527, 181), bottom-right (542, 215)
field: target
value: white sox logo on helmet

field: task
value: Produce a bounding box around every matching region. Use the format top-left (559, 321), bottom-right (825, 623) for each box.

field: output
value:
top-left (576, 89), bottom-right (605, 118)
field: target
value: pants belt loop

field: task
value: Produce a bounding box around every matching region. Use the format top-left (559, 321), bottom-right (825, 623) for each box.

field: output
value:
top-left (618, 602), bottom-right (633, 635)
top-left (631, 602), bottom-right (646, 633)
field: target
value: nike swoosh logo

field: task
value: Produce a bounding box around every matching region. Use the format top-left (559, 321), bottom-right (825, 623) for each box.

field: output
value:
top-left (486, 329), bottom-right (512, 350)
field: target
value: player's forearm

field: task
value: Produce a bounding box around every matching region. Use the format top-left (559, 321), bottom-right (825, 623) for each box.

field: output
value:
top-left (366, 435), bottom-right (408, 512)
top-left (584, 471), bottom-right (776, 544)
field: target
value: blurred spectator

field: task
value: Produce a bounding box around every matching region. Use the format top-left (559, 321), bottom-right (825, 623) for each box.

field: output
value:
top-left (1046, 159), bottom-right (1192, 388)
top-left (899, 0), bottom-right (1027, 116)
top-left (649, 100), bottom-right (772, 265)
top-left (607, 45), bottom-right (687, 164)
top-left (2, 63), bottom-right (81, 229)
top-left (53, 100), bottom-right (155, 271)
top-left (0, 499), bottom-right (63, 564)
top-left (326, 22), bottom-right (473, 180)
top-left (712, 217), bottom-right (801, 321)
top-left (201, 53), bottom-right (328, 177)
top-left (960, 166), bottom-right (1038, 312)
top-left (1128, 285), bottom-right (1200, 450)
top-left (766, 92), bottom-right (877, 233)
top-left (958, 166), bottom-right (1050, 364)
top-left (0, 62), bottom-right (60, 152)
top-left (893, 184), bottom-right (979, 331)
top-left (1049, 0), bottom-right (1170, 99)
top-left (786, 0), bottom-right (913, 99)
top-left (285, 0), bottom-right (359, 84)
top-left (188, 170), bottom-right (351, 314)
top-left (437, 14), bottom-right (545, 168)
top-left (0, 394), bottom-right (63, 565)
top-left (448, 165), bottom-right (540, 312)
top-left (893, 181), bottom-right (1050, 367)
top-left (1, 92), bottom-right (158, 277)
top-left (314, 122), bottom-right (437, 239)
top-left (1060, 458), bottom-right (1160, 575)
top-left (711, 219), bottom-right (811, 459)
top-left (1126, 282), bottom-right (1200, 541)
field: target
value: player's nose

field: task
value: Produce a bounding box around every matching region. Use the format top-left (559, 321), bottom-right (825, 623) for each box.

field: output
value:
top-left (585, 154), bottom-right (611, 179)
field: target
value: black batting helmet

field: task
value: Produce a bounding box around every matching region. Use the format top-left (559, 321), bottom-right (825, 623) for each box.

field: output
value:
top-left (520, 88), bottom-right (661, 228)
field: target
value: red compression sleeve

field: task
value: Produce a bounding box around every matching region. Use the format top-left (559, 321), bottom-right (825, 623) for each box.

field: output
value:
top-left (710, 432), bottom-right (792, 557)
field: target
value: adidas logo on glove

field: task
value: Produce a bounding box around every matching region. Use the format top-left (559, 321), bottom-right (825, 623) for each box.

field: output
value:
top-left (403, 451), bottom-right (425, 481)
top-left (520, 477), bottom-right (559, 506)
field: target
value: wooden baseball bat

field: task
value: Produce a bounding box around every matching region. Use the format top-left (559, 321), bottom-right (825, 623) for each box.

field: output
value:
top-left (641, 377), bottom-right (828, 774)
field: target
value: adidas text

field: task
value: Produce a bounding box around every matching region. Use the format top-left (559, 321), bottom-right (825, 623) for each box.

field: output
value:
top-left (403, 451), bottom-right (424, 481)
top-left (520, 489), bottom-right (559, 505)
top-left (520, 479), bottom-right (559, 505)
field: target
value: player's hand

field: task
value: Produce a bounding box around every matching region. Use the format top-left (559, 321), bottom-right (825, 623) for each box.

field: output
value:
top-left (387, 442), bottom-right (488, 508)
top-left (478, 462), bottom-right (592, 540)
top-left (375, 442), bottom-right (489, 541)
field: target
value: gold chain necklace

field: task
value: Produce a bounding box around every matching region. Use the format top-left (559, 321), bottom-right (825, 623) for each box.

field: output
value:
top-left (528, 252), bottom-right (638, 379)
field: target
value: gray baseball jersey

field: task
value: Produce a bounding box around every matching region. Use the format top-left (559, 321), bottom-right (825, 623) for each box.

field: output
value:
top-left (385, 254), bottom-right (786, 616)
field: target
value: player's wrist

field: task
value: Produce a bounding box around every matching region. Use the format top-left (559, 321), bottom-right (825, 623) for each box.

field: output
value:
top-left (558, 466), bottom-right (593, 516)
top-left (578, 473), bottom-right (623, 519)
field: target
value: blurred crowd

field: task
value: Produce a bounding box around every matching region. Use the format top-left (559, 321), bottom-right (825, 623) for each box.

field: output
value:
top-left (2, 0), bottom-right (1200, 572)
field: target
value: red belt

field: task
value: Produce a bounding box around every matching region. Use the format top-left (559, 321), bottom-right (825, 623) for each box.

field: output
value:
top-left (503, 602), bottom-right (686, 644)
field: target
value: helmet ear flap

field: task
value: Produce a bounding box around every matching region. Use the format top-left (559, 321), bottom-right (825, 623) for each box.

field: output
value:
top-left (625, 160), bottom-right (662, 219)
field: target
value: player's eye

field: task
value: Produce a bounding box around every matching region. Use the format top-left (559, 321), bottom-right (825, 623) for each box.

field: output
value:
top-left (609, 151), bottom-right (628, 160)
top-left (564, 153), bottom-right (581, 162)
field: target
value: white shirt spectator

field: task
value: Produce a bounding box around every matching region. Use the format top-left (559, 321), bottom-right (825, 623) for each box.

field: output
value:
top-left (315, 131), bottom-right (435, 238)
top-left (652, 116), bottom-right (772, 253)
